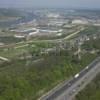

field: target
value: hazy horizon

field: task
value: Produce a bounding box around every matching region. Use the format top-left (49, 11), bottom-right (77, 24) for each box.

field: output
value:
top-left (0, 0), bottom-right (100, 9)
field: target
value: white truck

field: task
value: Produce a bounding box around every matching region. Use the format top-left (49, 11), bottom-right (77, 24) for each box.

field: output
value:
top-left (74, 73), bottom-right (79, 78)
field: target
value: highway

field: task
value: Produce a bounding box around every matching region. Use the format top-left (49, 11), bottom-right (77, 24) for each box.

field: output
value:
top-left (39, 57), bottom-right (100, 100)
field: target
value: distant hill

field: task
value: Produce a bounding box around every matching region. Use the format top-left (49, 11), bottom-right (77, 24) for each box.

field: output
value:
top-left (0, 8), bottom-right (26, 17)
top-left (0, 8), bottom-right (36, 27)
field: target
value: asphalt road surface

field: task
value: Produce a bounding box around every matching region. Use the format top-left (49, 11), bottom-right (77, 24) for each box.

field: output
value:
top-left (39, 57), bottom-right (100, 100)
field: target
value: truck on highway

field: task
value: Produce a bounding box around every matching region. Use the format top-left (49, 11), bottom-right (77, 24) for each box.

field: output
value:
top-left (74, 73), bottom-right (79, 78)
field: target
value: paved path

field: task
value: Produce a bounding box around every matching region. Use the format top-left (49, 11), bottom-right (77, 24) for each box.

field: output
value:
top-left (0, 56), bottom-right (9, 61)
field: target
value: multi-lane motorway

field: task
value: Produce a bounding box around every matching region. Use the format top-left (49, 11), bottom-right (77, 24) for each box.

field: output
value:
top-left (39, 57), bottom-right (100, 100)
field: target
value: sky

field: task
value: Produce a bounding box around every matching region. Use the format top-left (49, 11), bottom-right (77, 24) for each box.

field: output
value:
top-left (0, 0), bottom-right (100, 9)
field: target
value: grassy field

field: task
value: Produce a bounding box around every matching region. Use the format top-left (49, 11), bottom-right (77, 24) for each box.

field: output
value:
top-left (0, 26), bottom-right (99, 100)
top-left (0, 49), bottom-right (97, 100)
top-left (79, 25), bottom-right (100, 35)
top-left (0, 42), bottom-right (56, 59)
